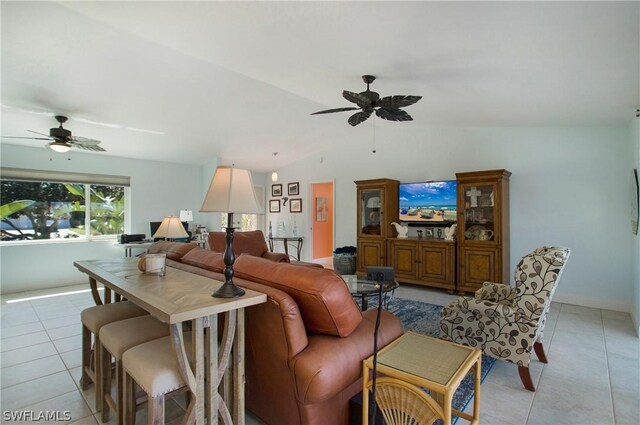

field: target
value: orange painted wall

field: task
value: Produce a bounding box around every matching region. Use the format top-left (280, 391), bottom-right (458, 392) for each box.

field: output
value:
top-left (312, 182), bottom-right (334, 259)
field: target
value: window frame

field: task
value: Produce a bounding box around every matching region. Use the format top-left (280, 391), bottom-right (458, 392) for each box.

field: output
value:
top-left (0, 168), bottom-right (130, 245)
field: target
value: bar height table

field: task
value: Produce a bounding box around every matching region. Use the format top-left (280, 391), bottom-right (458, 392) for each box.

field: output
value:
top-left (74, 258), bottom-right (266, 425)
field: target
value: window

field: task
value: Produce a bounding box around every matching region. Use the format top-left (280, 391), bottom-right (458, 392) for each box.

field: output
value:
top-left (1, 168), bottom-right (129, 242)
top-left (219, 185), bottom-right (265, 232)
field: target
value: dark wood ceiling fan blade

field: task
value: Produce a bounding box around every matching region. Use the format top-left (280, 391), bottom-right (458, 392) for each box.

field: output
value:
top-left (343, 90), bottom-right (372, 106)
top-left (377, 95), bottom-right (422, 108)
top-left (311, 107), bottom-right (360, 115)
top-left (2, 136), bottom-right (52, 140)
top-left (70, 136), bottom-right (102, 145)
top-left (376, 108), bottom-right (413, 122)
top-left (72, 143), bottom-right (106, 152)
top-left (348, 110), bottom-right (372, 126)
top-left (27, 130), bottom-right (53, 138)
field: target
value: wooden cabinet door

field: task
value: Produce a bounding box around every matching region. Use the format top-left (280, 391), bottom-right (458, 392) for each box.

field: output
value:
top-left (389, 240), bottom-right (417, 279)
top-left (357, 239), bottom-right (385, 272)
top-left (418, 243), bottom-right (454, 288)
top-left (459, 246), bottom-right (498, 291)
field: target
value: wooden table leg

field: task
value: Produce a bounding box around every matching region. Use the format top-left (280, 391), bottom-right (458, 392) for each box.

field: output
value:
top-left (232, 308), bottom-right (245, 424)
top-left (206, 315), bottom-right (219, 425)
top-left (170, 323), bottom-right (198, 425)
top-left (444, 390), bottom-right (452, 425)
top-left (104, 287), bottom-right (112, 304)
top-left (362, 363), bottom-right (370, 425)
top-left (89, 278), bottom-right (103, 306)
top-left (473, 358), bottom-right (481, 424)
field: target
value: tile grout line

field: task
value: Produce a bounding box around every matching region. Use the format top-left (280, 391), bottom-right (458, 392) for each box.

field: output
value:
top-left (601, 311), bottom-right (618, 425)
top-left (1, 298), bottom-right (94, 419)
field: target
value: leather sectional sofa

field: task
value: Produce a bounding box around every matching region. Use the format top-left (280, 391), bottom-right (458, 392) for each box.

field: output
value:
top-left (147, 241), bottom-right (404, 425)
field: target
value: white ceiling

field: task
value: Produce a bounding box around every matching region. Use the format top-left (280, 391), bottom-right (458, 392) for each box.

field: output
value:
top-left (1, 1), bottom-right (638, 170)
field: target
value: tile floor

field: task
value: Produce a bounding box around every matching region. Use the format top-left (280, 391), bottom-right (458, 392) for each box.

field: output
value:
top-left (1, 282), bottom-right (638, 425)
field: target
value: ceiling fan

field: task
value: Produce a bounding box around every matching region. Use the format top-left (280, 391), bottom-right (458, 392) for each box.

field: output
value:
top-left (311, 75), bottom-right (422, 126)
top-left (2, 115), bottom-right (106, 153)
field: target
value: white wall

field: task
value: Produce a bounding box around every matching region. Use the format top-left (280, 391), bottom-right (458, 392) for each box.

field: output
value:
top-left (0, 144), bottom-right (212, 294)
top-left (270, 125), bottom-right (634, 313)
top-left (631, 118), bottom-right (640, 333)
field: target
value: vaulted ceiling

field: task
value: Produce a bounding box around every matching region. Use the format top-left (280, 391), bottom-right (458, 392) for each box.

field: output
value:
top-left (2, 1), bottom-right (638, 170)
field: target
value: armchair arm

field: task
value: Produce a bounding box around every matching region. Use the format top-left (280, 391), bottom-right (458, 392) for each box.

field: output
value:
top-left (475, 281), bottom-right (516, 304)
top-left (263, 251), bottom-right (290, 263)
top-left (454, 297), bottom-right (518, 320)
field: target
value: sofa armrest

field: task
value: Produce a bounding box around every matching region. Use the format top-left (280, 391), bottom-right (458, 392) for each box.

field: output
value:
top-left (453, 297), bottom-right (518, 320)
top-left (263, 251), bottom-right (290, 263)
top-left (475, 281), bottom-right (515, 304)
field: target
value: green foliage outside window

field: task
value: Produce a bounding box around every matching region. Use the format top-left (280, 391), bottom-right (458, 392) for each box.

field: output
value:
top-left (0, 180), bottom-right (125, 241)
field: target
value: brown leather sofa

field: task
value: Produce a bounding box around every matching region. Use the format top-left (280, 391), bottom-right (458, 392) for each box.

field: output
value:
top-left (147, 242), bottom-right (404, 425)
top-left (207, 230), bottom-right (289, 262)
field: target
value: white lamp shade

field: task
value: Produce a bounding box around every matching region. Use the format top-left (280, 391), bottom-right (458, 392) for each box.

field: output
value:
top-left (153, 216), bottom-right (189, 239)
top-left (200, 166), bottom-right (263, 214)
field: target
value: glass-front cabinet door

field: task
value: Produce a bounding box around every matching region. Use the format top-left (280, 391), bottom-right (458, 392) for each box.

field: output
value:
top-left (459, 183), bottom-right (498, 243)
top-left (359, 188), bottom-right (384, 237)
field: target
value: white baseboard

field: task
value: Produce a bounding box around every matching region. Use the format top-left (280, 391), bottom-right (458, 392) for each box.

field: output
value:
top-left (553, 293), bottom-right (632, 314)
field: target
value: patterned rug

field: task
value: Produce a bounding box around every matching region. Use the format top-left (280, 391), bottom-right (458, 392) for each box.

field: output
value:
top-left (386, 297), bottom-right (496, 423)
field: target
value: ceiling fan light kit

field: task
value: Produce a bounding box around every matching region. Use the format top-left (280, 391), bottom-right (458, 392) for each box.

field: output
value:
top-left (271, 152), bottom-right (279, 182)
top-left (311, 75), bottom-right (422, 127)
top-left (2, 115), bottom-right (107, 153)
top-left (48, 141), bottom-right (72, 153)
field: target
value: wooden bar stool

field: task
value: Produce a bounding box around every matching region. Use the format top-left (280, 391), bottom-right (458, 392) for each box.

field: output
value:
top-left (81, 301), bottom-right (148, 411)
top-left (99, 315), bottom-right (170, 425)
top-left (122, 333), bottom-right (192, 425)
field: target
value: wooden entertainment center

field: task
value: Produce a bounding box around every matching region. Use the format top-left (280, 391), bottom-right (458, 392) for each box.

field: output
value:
top-left (355, 170), bottom-right (511, 293)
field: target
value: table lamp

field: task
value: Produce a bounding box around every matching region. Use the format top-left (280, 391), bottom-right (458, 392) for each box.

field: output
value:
top-left (153, 216), bottom-right (189, 241)
top-left (200, 166), bottom-right (262, 298)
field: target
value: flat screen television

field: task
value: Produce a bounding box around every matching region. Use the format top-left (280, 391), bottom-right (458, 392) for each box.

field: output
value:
top-left (399, 181), bottom-right (457, 224)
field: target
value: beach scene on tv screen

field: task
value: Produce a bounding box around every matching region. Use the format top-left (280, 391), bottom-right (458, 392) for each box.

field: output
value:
top-left (399, 181), bottom-right (457, 222)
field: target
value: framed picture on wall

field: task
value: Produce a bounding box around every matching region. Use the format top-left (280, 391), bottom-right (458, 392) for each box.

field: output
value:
top-left (290, 198), bottom-right (302, 213)
top-left (632, 168), bottom-right (638, 235)
top-left (288, 182), bottom-right (299, 196)
top-left (269, 199), bottom-right (281, 213)
top-left (271, 184), bottom-right (282, 197)
top-left (316, 197), bottom-right (328, 221)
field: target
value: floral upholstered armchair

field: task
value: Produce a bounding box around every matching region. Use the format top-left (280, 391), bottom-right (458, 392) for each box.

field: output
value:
top-left (440, 246), bottom-right (570, 391)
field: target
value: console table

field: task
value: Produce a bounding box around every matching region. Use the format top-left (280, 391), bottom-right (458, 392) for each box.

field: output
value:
top-left (74, 258), bottom-right (266, 425)
top-left (268, 236), bottom-right (303, 261)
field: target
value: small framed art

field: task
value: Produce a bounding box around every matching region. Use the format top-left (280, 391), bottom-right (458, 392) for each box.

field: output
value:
top-left (288, 182), bottom-right (299, 196)
top-left (269, 199), bottom-right (281, 213)
top-left (271, 184), bottom-right (282, 197)
top-left (290, 198), bottom-right (302, 213)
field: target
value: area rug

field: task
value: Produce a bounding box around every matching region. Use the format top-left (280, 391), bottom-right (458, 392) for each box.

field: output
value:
top-left (386, 297), bottom-right (496, 423)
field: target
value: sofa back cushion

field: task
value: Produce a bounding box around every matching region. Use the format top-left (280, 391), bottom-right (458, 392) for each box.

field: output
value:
top-left (208, 230), bottom-right (268, 258)
top-left (181, 247), bottom-right (225, 273)
top-left (234, 255), bottom-right (362, 337)
top-left (147, 241), bottom-right (197, 261)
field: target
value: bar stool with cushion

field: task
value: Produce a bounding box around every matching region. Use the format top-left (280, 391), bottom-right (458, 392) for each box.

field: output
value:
top-left (122, 333), bottom-right (192, 425)
top-left (99, 315), bottom-right (170, 425)
top-left (81, 301), bottom-right (148, 410)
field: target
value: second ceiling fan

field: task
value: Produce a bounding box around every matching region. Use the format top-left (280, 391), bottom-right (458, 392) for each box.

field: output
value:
top-left (311, 75), bottom-right (422, 126)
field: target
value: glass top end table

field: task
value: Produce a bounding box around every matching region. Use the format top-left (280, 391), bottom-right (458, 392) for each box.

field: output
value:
top-left (341, 275), bottom-right (399, 310)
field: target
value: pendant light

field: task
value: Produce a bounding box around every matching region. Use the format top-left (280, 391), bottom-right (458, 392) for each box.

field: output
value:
top-left (271, 152), bottom-right (279, 182)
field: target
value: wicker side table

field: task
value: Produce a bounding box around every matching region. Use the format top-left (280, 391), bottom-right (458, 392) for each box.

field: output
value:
top-left (362, 332), bottom-right (481, 425)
